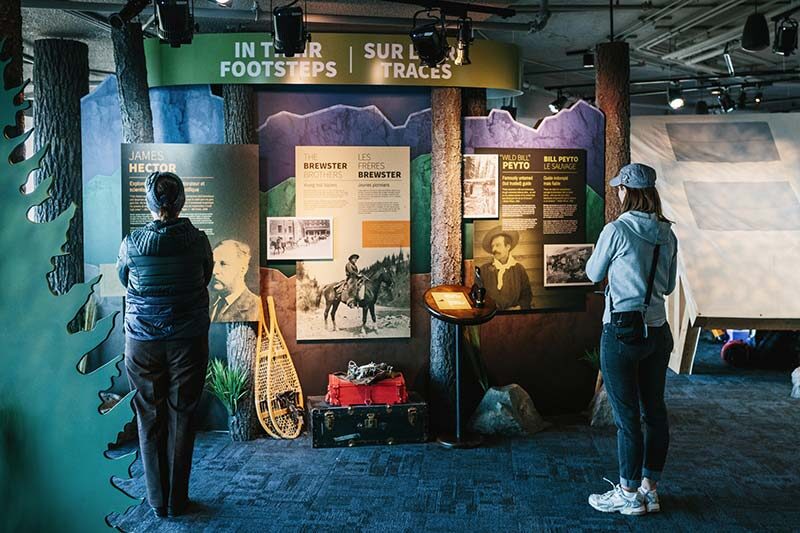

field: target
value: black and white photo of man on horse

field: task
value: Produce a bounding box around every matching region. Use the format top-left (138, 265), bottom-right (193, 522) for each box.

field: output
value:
top-left (341, 253), bottom-right (367, 307)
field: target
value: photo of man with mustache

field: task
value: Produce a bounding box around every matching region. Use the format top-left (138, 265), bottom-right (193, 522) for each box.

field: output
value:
top-left (479, 226), bottom-right (533, 311)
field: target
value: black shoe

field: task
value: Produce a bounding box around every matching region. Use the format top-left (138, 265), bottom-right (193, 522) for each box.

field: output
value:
top-left (152, 506), bottom-right (167, 518)
top-left (168, 500), bottom-right (191, 517)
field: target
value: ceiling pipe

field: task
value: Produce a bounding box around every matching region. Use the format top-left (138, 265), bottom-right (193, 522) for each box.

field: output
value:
top-left (634, 0), bottom-right (748, 51)
top-left (544, 68), bottom-right (800, 90)
top-left (616, 0), bottom-right (696, 41)
top-left (516, 2), bottom-right (729, 13)
top-left (661, 0), bottom-right (800, 61)
top-left (20, 0), bottom-right (539, 32)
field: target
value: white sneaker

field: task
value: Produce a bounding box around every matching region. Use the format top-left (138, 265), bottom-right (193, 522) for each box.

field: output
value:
top-left (639, 487), bottom-right (660, 513)
top-left (588, 478), bottom-right (646, 516)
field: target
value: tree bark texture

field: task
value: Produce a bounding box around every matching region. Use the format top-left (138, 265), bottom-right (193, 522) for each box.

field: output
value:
top-left (460, 87), bottom-right (488, 423)
top-left (226, 323), bottom-right (260, 441)
top-left (429, 87), bottom-right (463, 433)
top-left (111, 22), bottom-right (154, 144)
top-left (222, 85), bottom-right (257, 145)
top-left (595, 41), bottom-right (630, 223)
top-left (33, 39), bottom-right (88, 295)
top-left (461, 88), bottom-right (487, 118)
top-left (222, 84), bottom-right (260, 441)
top-left (0, 0), bottom-right (24, 161)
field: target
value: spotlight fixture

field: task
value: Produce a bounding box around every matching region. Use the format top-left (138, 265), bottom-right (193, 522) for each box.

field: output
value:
top-left (710, 85), bottom-right (723, 96)
top-left (723, 44), bottom-right (735, 75)
top-left (774, 16), bottom-right (799, 56)
top-left (207, 0), bottom-right (233, 6)
top-left (454, 17), bottom-right (473, 66)
top-left (109, 0), bottom-right (152, 29)
top-left (695, 100), bottom-right (709, 115)
top-left (272, 0), bottom-right (310, 57)
top-left (755, 91), bottom-right (764, 104)
top-left (742, 2), bottom-right (770, 52)
top-left (155, 0), bottom-right (194, 47)
top-left (718, 91), bottom-right (736, 113)
top-left (583, 52), bottom-right (594, 68)
top-left (548, 92), bottom-right (567, 114)
top-left (410, 9), bottom-right (450, 67)
top-left (668, 83), bottom-right (684, 110)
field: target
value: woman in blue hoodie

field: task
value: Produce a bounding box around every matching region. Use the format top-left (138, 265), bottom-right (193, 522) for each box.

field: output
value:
top-left (117, 172), bottom-right (213, 518)
top-left (584, 163), bottom-right (678, 516)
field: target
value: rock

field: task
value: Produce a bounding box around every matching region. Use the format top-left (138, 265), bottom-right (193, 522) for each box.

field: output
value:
top-left (590, 384), bottom-right (615, 427)
top-left (792, 367), bottom-right (800, 399)
top-left (468, 384), bottom-right (549, 437)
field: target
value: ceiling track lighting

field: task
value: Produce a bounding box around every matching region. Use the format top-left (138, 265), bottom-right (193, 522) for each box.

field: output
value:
top-left (742, 1), bottom-right (770, 52)
top-left (548, 92), bottom-right (567, 114)
top-left (271, 0), bottom-right (311, 57)
top-left (410, 9), bottom-right (450, 67)
top-left (454, 17), bottom-right (473, 66)
top-left (109, 0), bottom-right (152, 29)
top-left (773, 16), bottom-right (799, 56)
top-left (155, 0), bottom-right (195, 47)
top-left (667, 83), bottom-right (684, 110)
top-left (582, 52), bottom-right (595, 68)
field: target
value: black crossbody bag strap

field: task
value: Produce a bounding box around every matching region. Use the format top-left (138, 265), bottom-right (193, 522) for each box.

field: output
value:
top-left (644, 244), bottom-right (661, 309)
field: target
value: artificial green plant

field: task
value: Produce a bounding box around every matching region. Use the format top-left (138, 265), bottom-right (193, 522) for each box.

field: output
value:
top-left (205, 358), bottom-right (249, 417)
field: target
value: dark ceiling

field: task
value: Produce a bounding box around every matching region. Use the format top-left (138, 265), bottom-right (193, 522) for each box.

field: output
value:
top-left (18, 1), bottom-right (800, 114)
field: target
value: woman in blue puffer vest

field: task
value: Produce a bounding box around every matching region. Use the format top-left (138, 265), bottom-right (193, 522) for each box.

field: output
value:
top-left (117, 171), bottom-right (213, 519)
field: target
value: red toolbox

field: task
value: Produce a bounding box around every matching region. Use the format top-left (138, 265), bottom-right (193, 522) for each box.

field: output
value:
top-left (325, 372), bottom-right (408, 406)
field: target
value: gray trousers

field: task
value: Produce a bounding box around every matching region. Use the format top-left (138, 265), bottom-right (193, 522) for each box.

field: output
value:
top-left (125, 335), bottom-right (209, 512)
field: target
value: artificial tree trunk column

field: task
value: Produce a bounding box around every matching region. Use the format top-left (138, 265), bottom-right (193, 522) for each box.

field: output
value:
top-left (111, 22), bottom-right (154, 143)
top-left (0, 0), bottom-right (24, 162)
top-left (429, 87), bottom-right (463, 432)
top-left (595, 41), bottom-right (630, 223)
top-left (33, 39), bottom-right (89, 295)
top-left (222, 84), bottom-right (260, 441)
top-left (460, 87), bottom-right (488, 423)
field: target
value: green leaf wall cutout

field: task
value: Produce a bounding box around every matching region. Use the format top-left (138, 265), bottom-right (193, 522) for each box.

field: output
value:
top-left (0, 56), bottom-right (137, 531)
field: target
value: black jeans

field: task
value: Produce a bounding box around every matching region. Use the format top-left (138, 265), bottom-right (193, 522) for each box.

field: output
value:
top-left (600, 323), bottom-right (674, 490)
top-left (125, 335), bottom-right (209, 512)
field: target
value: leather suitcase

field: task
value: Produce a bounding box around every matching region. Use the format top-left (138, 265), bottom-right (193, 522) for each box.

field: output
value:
top-left (309, 393), bottom-right (428, 448)
top-left (325, 372), bottom-right (408, 406)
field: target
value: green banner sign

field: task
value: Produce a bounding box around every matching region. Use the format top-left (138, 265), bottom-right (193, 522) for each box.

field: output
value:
top-left (144, 32), bottom-right (520, 92)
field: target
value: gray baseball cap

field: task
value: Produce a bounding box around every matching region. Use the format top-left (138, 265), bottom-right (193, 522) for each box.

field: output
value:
top-left (609, 163), bottom-right (657, 188)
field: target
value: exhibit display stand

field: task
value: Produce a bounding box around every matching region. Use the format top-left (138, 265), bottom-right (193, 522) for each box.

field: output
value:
top-left (423, 285), bottom-right (497, 449)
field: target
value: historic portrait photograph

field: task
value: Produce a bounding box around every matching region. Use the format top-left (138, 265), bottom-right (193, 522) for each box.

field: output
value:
top-left (209, 239), bottom-right (262, 322)
top-left (543, 244), bottom-right (595, 287)
top-left (267, 217), bottom-right (333, 260)
top-left (463, 154), bottom-right (499, 219)
top-left (474, 225), bottom-right (533, 311)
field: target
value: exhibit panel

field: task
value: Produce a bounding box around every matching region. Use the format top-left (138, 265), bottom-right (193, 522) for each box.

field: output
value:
top-left (460, 103), bottom-right (607, 415)
top-left (121, 143), bottom-right (260, 323)
top-left (295, 145), bottom-right (411, 340)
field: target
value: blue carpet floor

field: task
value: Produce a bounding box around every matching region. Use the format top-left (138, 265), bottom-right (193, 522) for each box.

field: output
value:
top-left (110, 336), bottom-right (800, 532)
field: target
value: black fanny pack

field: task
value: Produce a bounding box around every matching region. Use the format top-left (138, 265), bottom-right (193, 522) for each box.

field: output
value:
top-left (610, 244), bottom-right (660, 345)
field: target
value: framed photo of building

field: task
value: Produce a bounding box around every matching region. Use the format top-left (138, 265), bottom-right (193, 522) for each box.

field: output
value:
top-left (267, 217), bottom-right (333, 260)
top-left (543, 244), bottom-right (595, 287)
top-left (463, 154), bottom-right (499, 219)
